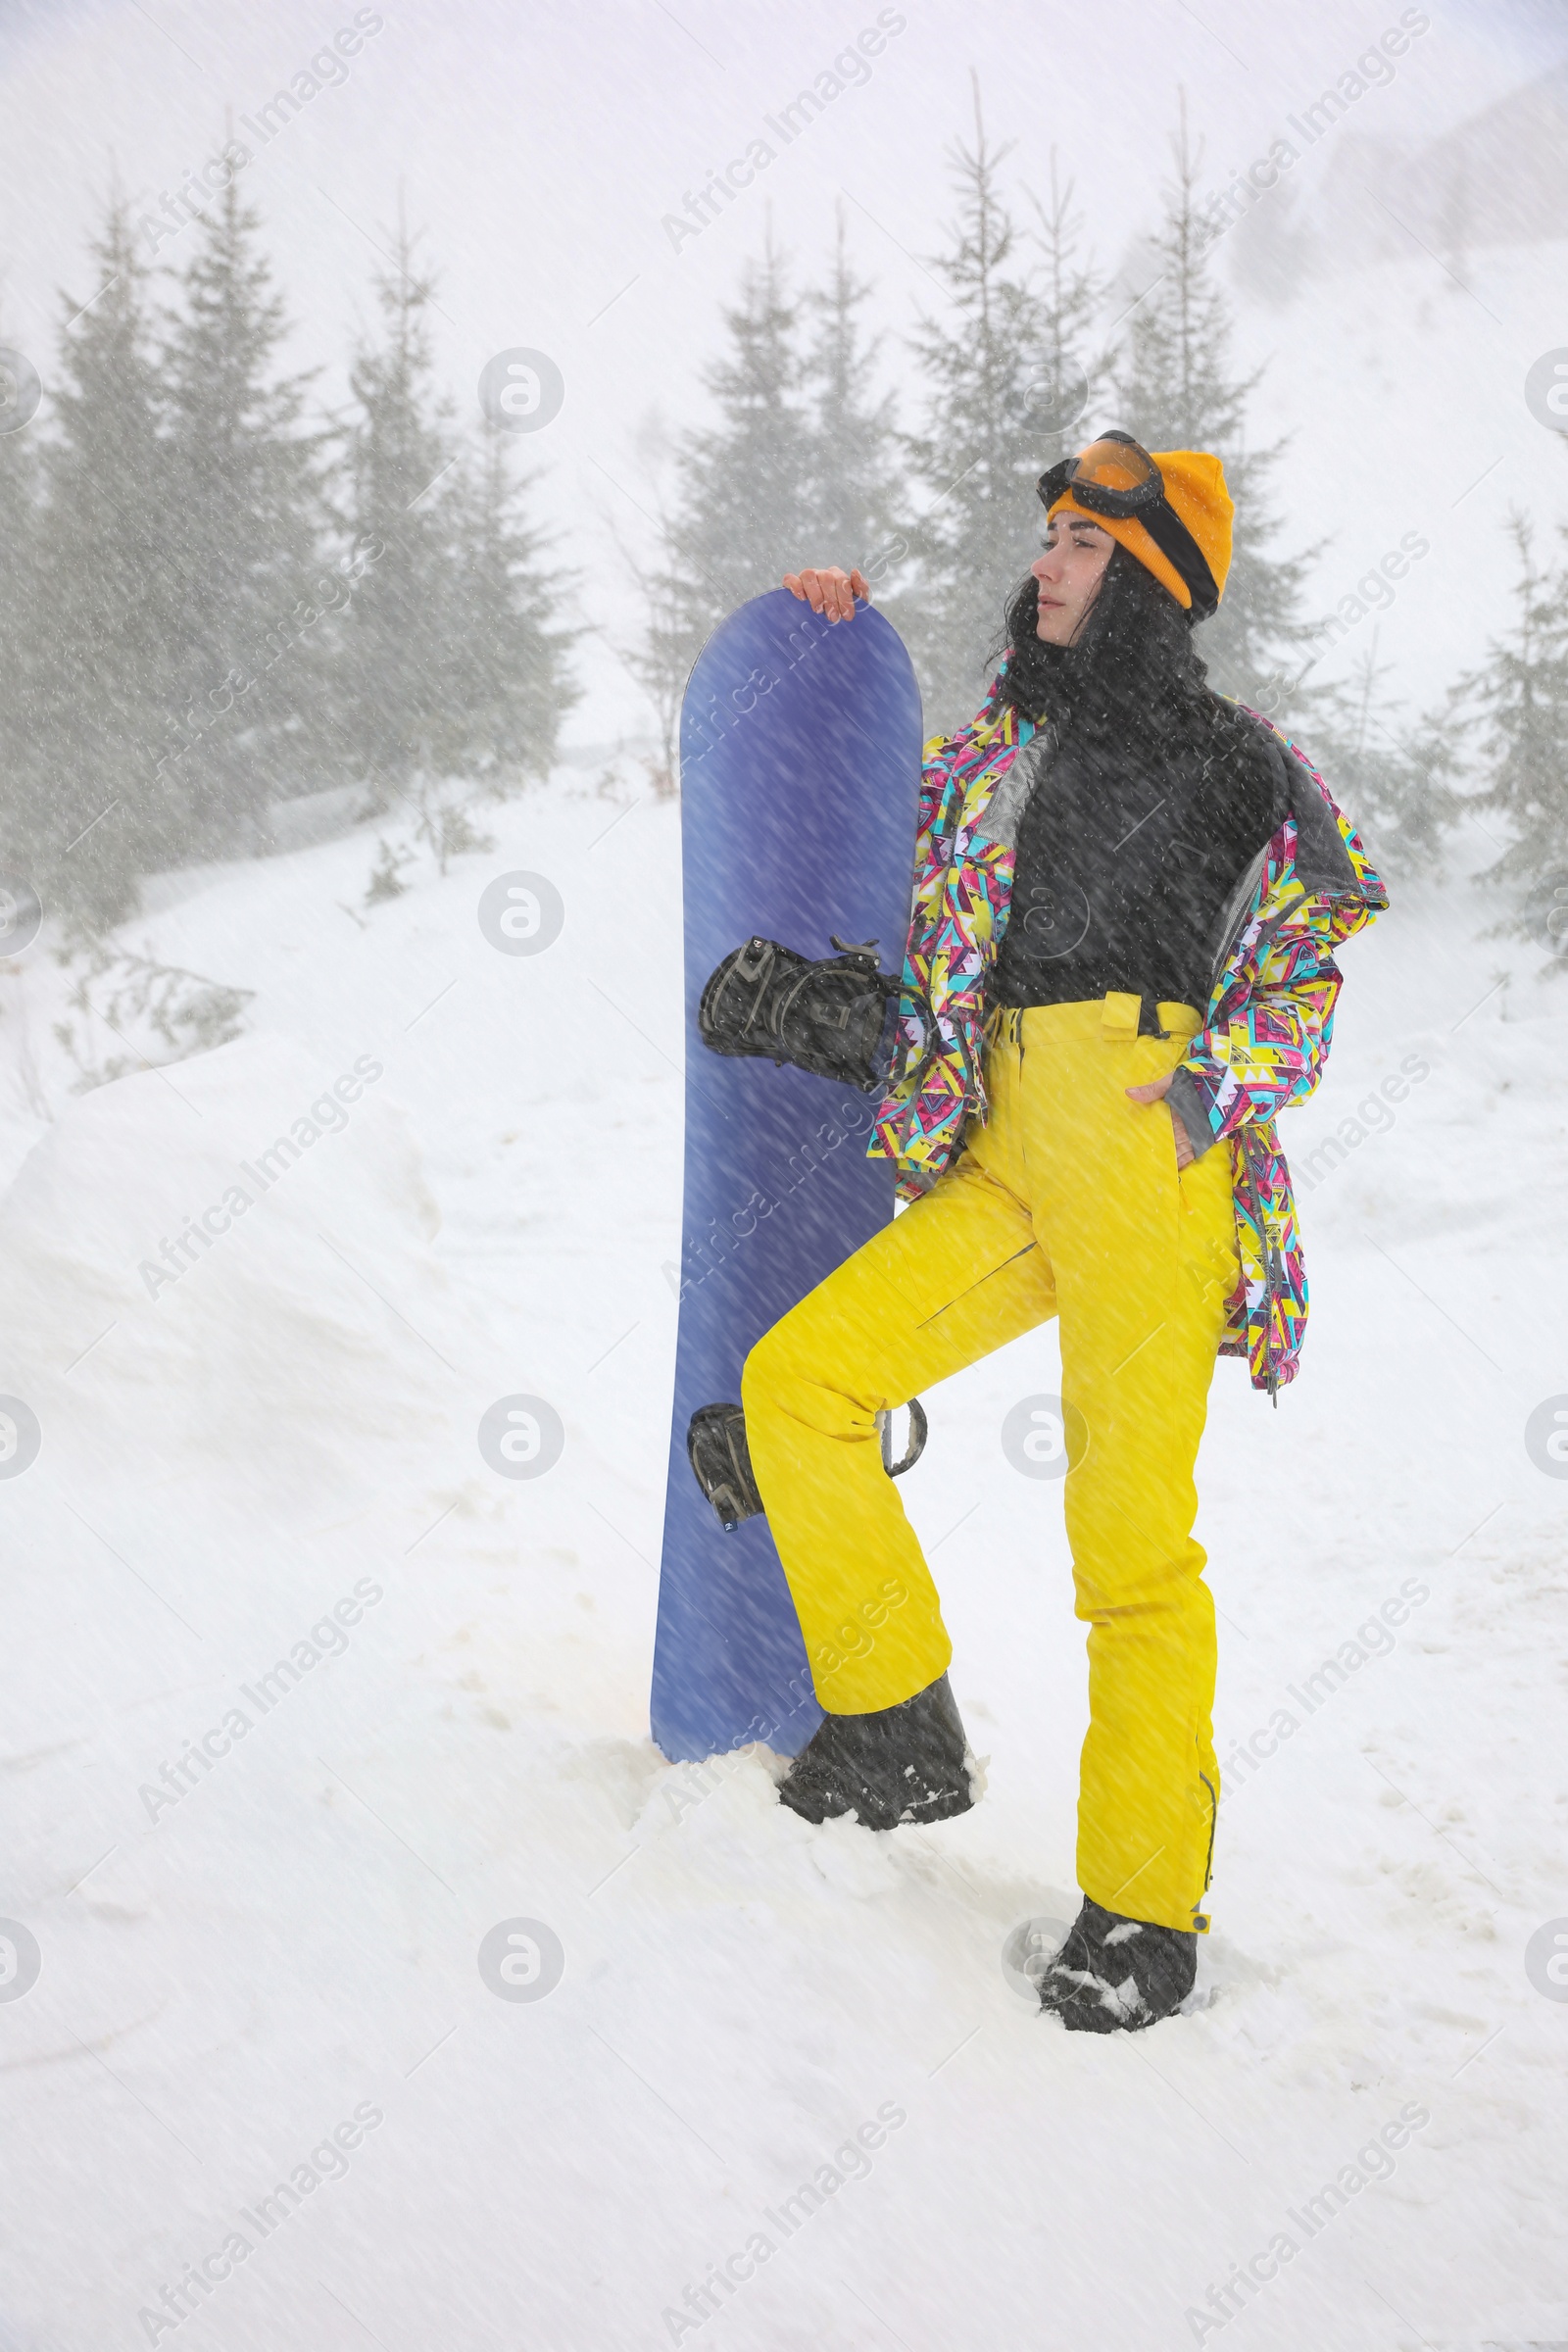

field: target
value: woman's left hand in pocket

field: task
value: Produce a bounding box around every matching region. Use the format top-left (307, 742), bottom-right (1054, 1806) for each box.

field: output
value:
top-left (1126, 1071), bottom-right (1195, 1171)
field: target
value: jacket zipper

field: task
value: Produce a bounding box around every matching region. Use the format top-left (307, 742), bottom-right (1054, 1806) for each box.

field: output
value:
top-left (1199, 1770), bottom-right (1218, 1893)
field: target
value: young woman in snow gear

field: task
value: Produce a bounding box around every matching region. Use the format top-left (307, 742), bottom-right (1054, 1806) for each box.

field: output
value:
top-left (741, 435), bottom-right (1385, 2033)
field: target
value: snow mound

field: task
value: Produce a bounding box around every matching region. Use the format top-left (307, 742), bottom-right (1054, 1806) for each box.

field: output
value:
top-left (0, 1030), bottom-right (455, 1516)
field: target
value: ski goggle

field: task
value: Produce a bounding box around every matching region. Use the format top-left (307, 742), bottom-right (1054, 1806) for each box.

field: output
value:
top-left (1037, 430), bottom-right (1220, 618)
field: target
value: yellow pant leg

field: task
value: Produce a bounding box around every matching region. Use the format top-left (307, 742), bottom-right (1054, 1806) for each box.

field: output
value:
top-left (744, 1026), bottom-right (1057, 1713)
top-left (1017, 1001), bottom-right (1238, 1934)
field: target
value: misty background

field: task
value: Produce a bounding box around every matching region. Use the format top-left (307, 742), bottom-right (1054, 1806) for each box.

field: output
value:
top-left (1, 0), bottom-right (1567, 1009)
top-left (4, 9), bottom-right (1568, 2347)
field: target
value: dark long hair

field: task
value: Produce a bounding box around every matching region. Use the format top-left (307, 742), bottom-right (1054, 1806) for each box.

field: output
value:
top-left (995, 546), bottom-right (1272, 790)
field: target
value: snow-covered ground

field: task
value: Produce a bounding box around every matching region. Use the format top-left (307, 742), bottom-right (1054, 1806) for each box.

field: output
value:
top-left (1, 760), bottom-right (1565, 2352)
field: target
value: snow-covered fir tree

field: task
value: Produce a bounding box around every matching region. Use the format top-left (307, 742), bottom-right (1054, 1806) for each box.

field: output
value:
top-left (1024, 148), bottom-right (1106, 458)
top-left (443, 426), bottom-right (579, 789)
top-left (333, 221), bottom-right (473, 802)
top-left (1111, 106), bottom-right (1318, 717)
top-left (902, 82), bottom-right (1099, 733)
top-left (1460, 514), bottom-right (1568, 912)
top-left (337, 220), bottom-right (580, 805)
top-left (621, 228), bottom-right (819, 784)
top-left (798, 205), bottom-right (904, 605)
top-left (1308, 634), bottom-right (1457, 876)
top-left (660, 230), bottom-right (811, 677)
top-left (0, 341), bottom-right (42, 905)
top-left (32, 197), bottom-right (182, 922)
top-left (159, 172), bottom-right (332, 835)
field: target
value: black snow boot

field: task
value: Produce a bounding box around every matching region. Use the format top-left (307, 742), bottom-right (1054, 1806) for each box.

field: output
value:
top-left (777, 1674), bottom-right (974, 1832)
top-left (1036, 1897), bottom-right (1197, 2034)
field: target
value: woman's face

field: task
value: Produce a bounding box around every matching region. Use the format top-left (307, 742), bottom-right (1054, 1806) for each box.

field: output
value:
top-left (1031, 512), bottom-right (1114, 645)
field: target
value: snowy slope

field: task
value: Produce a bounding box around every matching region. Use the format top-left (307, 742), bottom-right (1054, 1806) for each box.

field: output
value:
top-left (1, 752), bottom-right (1565, 2352)
top-left (1226, 231), bottom-right (1568, 728)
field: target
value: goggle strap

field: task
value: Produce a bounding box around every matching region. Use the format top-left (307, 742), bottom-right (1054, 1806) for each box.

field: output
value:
top-left (1134, 498), bottom-right (1220, 618)
top-left (1038, 459), bottom-right (1073, 509)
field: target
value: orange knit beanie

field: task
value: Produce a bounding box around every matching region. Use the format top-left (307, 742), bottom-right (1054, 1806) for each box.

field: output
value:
top-left (1049, 447), bottom-right (1234, 612)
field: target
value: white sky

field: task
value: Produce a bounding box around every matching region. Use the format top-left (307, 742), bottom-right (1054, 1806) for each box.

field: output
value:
top-left (0, 0), bottom-right (1564, 745)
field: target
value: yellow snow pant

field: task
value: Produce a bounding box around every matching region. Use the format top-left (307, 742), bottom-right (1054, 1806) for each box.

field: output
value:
top-left (742, 996), bottom-right (1239, 1934)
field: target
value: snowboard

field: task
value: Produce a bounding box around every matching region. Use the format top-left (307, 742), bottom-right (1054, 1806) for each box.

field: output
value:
top-left (651, 588), bottom-right (923, 1765)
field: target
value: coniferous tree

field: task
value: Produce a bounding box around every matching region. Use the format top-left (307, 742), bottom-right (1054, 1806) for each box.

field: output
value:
top-left (902, 85), bottom-right (1099, 733)
top-left (1308, 634), bottom-right (1457, 875)
top-left (338, 220), bottom-right (580, 809)
top-left (1024, 151), bottom-right (1105, 449)
top-left (799, 205), bottom-right (903, 599)
top-left (444, 427), bottom-right (578, 788)
top-left (1459, 514), bottom-right (1568, 911)
top-left (604, 410), bottom-right (685, 790)
top-left (335, 220), bottom-right (466, 802)
top-left (667, 230), bottom-right (809, 660)
top-left (32, 198), bottom-right (181, 921)
top-left (615, 541), bottom-right (685, 795)
top-left (1111, 105), bottom-right (1318, 717)
top-left (160, 174), bottom-right (332, 836)
top-left (0, 349), bottom-right (42, 894)
top-left (625, 228), bottom-right (811, 779)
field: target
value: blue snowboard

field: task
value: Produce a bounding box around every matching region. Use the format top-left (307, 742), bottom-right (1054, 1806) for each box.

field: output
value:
top-left (650, 589), bottom-right (923, 1765)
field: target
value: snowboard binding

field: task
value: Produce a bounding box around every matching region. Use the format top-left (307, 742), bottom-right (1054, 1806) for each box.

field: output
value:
top-left (687, 1396), bottom-right (927, 1534)
top-left (686, 1404), bottom-right (762, 1535)
top-left (698, 934), bottom-right (934, 1098)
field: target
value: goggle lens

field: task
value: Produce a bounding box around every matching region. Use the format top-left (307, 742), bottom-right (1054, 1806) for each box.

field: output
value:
top-left (1069, 437), bottom-right (1159, 498)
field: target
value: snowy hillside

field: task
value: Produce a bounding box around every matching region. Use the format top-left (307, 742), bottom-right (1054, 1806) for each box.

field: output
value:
top-left (1223, 230), bottom-right (1568, 728)
top-left (1, 742), bottom-right (1565, 2350)
top-left (4, 0), bottom-right (1568, 2335)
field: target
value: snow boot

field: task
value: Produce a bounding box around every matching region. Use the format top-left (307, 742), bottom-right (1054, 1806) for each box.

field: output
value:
top-left (688, 1398), bottom-right (928, 1535)
top-left (777, 1673), bottom-right (974, 1831)
top-left (1036, 1897), bottom-right (1197, 2033)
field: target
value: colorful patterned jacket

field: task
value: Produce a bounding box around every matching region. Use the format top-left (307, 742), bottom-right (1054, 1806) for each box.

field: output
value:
top-left (868, 662), bottom-right (1388, 1396)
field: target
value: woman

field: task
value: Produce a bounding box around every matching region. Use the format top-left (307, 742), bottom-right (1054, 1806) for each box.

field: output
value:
top-left (743, 434), bottom-right (1386, 2034)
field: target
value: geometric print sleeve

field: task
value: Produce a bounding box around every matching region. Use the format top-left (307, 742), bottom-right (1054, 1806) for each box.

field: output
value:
top-left (1175, 883), bottom-right (1347, 1147)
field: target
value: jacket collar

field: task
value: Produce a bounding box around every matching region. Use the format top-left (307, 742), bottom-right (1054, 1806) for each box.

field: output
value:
top-left (1260, 728), bottom-right (1363, 904)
